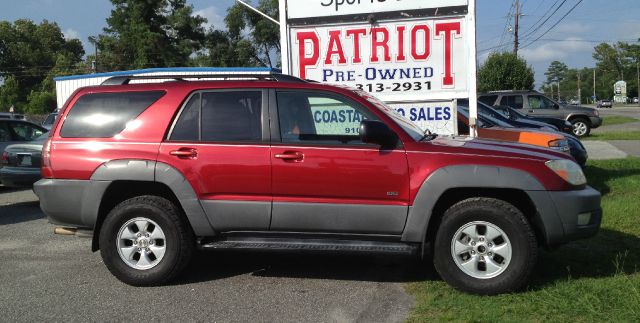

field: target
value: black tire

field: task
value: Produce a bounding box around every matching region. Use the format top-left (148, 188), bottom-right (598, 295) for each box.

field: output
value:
top-left (433, 198), bottom-right (537, 295)
top-left (570, 117), bottom-right (591, 137)
top-left (99, 195), bottom-right (194, 286)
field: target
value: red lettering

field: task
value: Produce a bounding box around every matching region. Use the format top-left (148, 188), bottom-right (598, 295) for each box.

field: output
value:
top-left (411, 25), bottom-right (431, 60)
top-left (325, 30), bottom-right (347, 65)
top-left (396, 25), bottom-right (406, 61)
top-left (346, 28), bottom-right (367, 64)
top-left (435, 22), bottom-right (461, 87)
top-left (370, 27), bottom-right (391, 63)
top-left (296, 31), bottom-right (320, 80)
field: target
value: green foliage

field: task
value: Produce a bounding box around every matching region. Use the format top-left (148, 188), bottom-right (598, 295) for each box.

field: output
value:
top-left (97, 0), bottom-right (206, 70)
top-left (477, 52), bottom-right (535, 92)
top-left (0, 19), bottom-right (84, 112)
top-left (25, 90), bottom-right (56, 114)
top-left (192, 30), bottom-right (261, 67)
top-left (544, 41), bottom-right (640, 102)
top-left (224, 0), bottom-right (280, 67)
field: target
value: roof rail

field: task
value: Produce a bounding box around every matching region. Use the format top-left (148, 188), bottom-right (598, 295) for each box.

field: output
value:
top-left (100, 73), bottom-right (305, 86)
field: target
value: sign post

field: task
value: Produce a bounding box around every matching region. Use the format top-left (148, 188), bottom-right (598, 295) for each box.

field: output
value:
top-left (280, 0), bottom-right (478, 137)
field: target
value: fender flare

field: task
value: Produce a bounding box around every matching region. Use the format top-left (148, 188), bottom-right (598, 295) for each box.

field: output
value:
top-left (91, 159), bottom-right (214, 237)
top-left (400, 165), bottom-right (560, 243)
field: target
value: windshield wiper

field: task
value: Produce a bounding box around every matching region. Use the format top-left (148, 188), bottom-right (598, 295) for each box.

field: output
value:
top-left (420, 129), bottom-right (438, 141)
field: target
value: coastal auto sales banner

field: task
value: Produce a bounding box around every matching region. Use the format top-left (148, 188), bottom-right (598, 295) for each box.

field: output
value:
top-left (281, 0), bottom-right (476, 135)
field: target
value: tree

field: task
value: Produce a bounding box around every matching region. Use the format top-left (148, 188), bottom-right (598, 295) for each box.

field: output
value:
top-left (225, 0), bottom-right (280, 67)
top-left (192, 29), bottom-right (261, 67)
top-left (477, 52), bottom-right (534, 92)
top-left (544, 61), bottom-right (568, 100)
top-left (0, 19), bottom-right (84, 112)
top-left (96, 0), bottom-right (206, 70)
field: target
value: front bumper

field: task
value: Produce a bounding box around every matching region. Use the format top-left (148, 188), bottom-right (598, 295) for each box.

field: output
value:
top-left (0, 167), bottom-right (41, 188)
top-left (527, 186), bottom-right (602, 248)
top-left (33, 179), bottom-right (111, 229)
top-left (589, 117), bottom-right (603, 128)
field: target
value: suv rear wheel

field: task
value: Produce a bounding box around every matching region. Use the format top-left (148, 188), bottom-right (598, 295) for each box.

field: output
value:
top-left (99, 195), bottom-right (194, 286)
top-left (433, 198), bottom-right (537, 295)
top-left (570, 117), bottom-right (591, 137)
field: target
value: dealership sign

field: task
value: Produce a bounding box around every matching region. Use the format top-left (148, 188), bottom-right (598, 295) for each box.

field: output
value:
top-left (280, 0), bottom-right (478, 135)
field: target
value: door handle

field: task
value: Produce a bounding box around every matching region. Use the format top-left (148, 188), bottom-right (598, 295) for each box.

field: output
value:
top-left (274, 151), bottom-right (303, 161)
top-left (170, 148), bottom-right (198, 159)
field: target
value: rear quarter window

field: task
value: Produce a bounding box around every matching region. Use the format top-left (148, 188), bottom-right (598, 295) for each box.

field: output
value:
top-left (60, 91), bottom-right (164, 138)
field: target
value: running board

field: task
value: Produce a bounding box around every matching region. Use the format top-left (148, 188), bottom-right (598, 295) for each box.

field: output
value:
top-left (200, 237), bottom-right (419, 255)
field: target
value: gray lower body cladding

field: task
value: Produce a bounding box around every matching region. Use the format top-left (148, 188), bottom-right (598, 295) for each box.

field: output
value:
top-left (33, 179), bottom-right (110, 229)
top-left (526, 186), bottom-right (602, 247)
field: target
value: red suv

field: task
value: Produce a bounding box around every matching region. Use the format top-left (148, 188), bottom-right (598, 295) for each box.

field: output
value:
top-left (34, 71), bottom-right (601, 295)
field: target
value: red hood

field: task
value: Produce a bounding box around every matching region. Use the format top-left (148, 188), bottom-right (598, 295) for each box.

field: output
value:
top-left (406, 135), bottom-right (574, 162)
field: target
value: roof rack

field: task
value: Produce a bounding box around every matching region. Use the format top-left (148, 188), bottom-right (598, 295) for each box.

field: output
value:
top-left (101, 73), bottom-right (305, 86)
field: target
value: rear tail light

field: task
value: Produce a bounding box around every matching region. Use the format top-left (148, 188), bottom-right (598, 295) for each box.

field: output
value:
top-left (41, 137), bottom-right (53, 178)
top-left (1, 151), bottom-right (8, 165)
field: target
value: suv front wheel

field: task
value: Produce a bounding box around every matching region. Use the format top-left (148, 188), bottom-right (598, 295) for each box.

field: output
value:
top-left (433, 197), bottom-right (537, 295)
top-left (99, 195), bottom-right (194, 286)
top-left (570, 118), bottom-right (591, 137)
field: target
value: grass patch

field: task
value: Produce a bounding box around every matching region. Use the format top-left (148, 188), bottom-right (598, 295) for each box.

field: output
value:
top-left (406, 158), bottom-right (640, 323)
top-left (584, 131), bottom-right (640, 140)
top-left (603, 116), bottom-right (638, 126)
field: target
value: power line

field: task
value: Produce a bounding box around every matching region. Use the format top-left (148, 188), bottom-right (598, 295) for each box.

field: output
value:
top-left (522, 0), bottom-right (567, 38)
top-left (521, 0), bottom-right (584, 49)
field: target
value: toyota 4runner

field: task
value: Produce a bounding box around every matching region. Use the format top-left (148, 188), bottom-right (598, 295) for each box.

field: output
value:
top-left (34, 71), bottom-right (602, 295)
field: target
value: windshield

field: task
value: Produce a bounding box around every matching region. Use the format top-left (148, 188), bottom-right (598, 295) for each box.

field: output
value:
top-left (43, 113), bottom-right (58, 125)
top-left (355, 90), bottom-right (425, 141)
top-left (458, 100), bottom-right (514, 128)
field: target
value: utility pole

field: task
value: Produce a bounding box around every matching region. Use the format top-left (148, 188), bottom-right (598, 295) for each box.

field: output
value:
top-left (593, 69), bottom-right (596, 102)
top-left (513, 0), bottom-right (521, 55)
top-left (637, 60), bottom-right (639, 103)
top-left (577, 71), bottom-right (581, 104)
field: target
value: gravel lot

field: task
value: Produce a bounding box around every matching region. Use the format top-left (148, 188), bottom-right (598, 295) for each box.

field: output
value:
top-left (0, 188), bottom-right (418, 323)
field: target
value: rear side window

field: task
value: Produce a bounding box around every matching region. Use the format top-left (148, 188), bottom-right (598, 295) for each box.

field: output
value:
top-left (478, 95), bottom-right (498, 106)
top-left (499, 95), bottom-right (524, 109)
top-left (60, 91), bottom-right (164, 138)
top-left (169, 90), bottom-right (263, 142)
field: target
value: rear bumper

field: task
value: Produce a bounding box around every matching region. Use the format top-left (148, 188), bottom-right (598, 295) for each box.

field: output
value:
top-left (589, 117), bottom-right (603, 128)
top-left (0, 167), bottom-right (41, 187)
top-left (527, 186), bottom-right (602, 248)
top-left (33, 179), bottom-right (110, 229)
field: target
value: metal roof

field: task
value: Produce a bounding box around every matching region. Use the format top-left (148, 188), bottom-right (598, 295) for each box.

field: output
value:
top-left (54, 67), bottom-right (282, 81)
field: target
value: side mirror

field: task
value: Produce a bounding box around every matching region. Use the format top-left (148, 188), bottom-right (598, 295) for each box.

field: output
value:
top-left (359, 120), bottom-right (398, 147)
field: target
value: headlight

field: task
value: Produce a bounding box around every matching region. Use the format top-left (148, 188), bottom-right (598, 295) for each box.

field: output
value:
top-left (545, 159), bottom-right (587, 186)
top-left (548, 139), bottom-right (570, 153)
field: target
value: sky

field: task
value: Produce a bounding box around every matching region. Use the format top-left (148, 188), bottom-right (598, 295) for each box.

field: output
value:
top-left (2, 0), bottom-right (640, 87)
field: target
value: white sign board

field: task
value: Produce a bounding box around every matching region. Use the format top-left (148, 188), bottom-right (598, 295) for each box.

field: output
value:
top-left (289, 18), bottom-right (469, 102)
top-left (280, 0), bottom-right (478, 135)
top-left (287, 0), bottom-right (468, 19)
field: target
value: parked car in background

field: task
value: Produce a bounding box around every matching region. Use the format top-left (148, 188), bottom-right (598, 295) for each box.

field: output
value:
top-left (0, 112), bottom-right (27, 121)
top-left (478, 91), bottom-right (602, 137)
top-left (457, 104), bottom-right (571, 154)
top-left (633, 97), bottom-right (639, 104)
top-left (597, 99), bottom-right (612, 109)
top-left (41, 112), bottom-right (59, 130)
top-left (489, 105), bottom-right (573, 134)
top-left (0, 133), bottom-right (46, 187)
top-left (463, 100), bottom-right (587, 167)
top-left (0, 119), bottom-right (47, 157)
